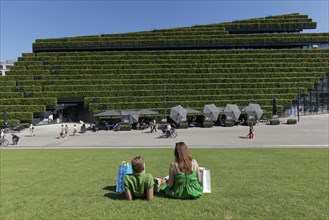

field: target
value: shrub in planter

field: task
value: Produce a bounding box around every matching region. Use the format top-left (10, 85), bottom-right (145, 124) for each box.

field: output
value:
top-left (287, 119), bottom-right (297, 124)
top-left (203, 120), bottom-right (213, 128)
top-left (224, 120), bottom-right (235, 127)
top-left (121, 123), bottom-right (131, 131)
top-left (178, 121), bottom-right (188, 129)
top-left (0, 119), bottom-right (20, 128)
top-left (269, 119), bottom-right (280, 125)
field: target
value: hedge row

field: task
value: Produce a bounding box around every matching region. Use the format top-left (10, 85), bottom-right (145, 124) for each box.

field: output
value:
top-left (20, 67), bottom-right (329, 75)
top-left (25, 92), bottom-right (296, 104)
top-left (1, 92), bottom-right (23, 98)
top-left (228, 18), bottom-right (312, 24)
top-left (34, 48), bottom-right (329, 56)
top-left (42, 82), bottom-right (314, 92)
top-left (263, 13), bottom-right (307, 19)
top-left (7, 70), bottom-right (327, 80)
top-left (15, 77), bottom-right (320, 87)
top-left (0, 80), bottom-right (16, 87)
top-left (64, 87), bottom-right (305, 97)
top-left (0, 75), bottom-right (34, 80)
top-left (21, 61), bottom-right (328, 71)
top-left (84, 93), bottom-right (296, 105)
top-left (0, 98), bottom-right (57, 105)
top-left (29, 72), bottom-right (327, 81)
top-left (18, 55), bottom-right (57, 62)
top-left (4, 70), bottom-right (50, 76)
top-left (16, 56), bottom-right (329, 68)
top-left (17, 54), bottom-right (329, 65)
top-left (222, 22), bottom-right (316, 30)
top-left (26, 87), bottom-right (306, 101)
top-left (32, 35), bottom-right (329, 49)
top-left (45, 67), bottom-right (328, 75)
top-left (14, 61), bottom-right (42, 66)
top-left (5, 87), bottom-right (308, 97)
top-left (3, 112), bottom-right (34, 121)
top-left (1, 86), bottom-right (43, 93)
top-left (230, 17), bottom-right (312, 24)
top-left (0, 119), bottom-right (21, 127)
top-left (29, 50), bottom-right (327, 62)
top-left (33, 30), bottom-right (325, 45)
top-left (34, 24), bottom-right (320, 44)
top-left (0, 105), bottom-right (46, 112)
top-left (15, 58), bottom-right (329, 67)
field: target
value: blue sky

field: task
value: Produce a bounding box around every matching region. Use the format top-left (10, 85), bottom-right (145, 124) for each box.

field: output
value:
top-left (1, 0), bottom-right (328, 61)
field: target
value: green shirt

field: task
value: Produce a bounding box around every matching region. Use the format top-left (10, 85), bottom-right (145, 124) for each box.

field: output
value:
top-left (124, 173), bottom-right (154, 198)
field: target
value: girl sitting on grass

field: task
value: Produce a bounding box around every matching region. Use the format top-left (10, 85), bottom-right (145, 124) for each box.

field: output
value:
top-left (155, 142), bottom-right (203, 199)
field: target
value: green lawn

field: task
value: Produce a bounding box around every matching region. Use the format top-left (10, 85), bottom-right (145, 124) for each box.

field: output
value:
top-left (0, 148), bottom-right (328, 220)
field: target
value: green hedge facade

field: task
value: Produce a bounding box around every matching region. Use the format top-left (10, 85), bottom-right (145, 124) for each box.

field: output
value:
top-left (0, 13), bottom-right (328, 123)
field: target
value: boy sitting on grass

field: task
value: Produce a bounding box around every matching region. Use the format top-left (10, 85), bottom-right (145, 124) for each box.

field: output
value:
top-left (124, 156), bottom-right (154, 201)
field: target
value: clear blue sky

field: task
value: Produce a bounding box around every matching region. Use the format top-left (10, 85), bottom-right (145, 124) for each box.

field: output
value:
top-left (1, 0), bottom-right (328, 61)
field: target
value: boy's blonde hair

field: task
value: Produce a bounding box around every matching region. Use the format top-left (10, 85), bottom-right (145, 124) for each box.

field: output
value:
top-left (131, 156), bottom-right (145, 173)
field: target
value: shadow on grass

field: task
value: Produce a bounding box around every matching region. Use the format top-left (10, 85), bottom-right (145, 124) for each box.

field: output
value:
top-left (103, 185), bottom-right (168, 200)
top-left (103, 185), bottom-right (126, 200)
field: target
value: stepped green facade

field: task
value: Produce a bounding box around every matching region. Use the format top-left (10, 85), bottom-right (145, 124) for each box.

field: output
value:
top-left (1, 13), bottom-right (329, 125)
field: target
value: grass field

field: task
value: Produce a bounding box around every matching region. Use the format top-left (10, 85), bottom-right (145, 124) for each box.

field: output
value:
top-left (0, 148), bottom-right (328, 220)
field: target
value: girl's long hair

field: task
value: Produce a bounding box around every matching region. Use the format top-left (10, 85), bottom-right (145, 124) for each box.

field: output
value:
top-left (174, 142), bottom-right (192, 173)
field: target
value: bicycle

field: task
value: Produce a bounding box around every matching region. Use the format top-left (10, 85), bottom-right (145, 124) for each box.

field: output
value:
top-left (0, 137), bottom-right (9, 147)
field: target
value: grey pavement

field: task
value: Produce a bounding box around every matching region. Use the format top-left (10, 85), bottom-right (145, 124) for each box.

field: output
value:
top-left (2, 114), bottom-right (328, 149)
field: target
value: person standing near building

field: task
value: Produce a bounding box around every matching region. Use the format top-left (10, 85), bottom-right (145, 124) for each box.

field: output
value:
top-left (248, 123), bottom-right (254, 139)
top-left (0, 128), bottom-right (4, 141)
top-left (73, 124), bottom-right (78, 136)
top-left (64, 125), bottom-right (69, 138)
top-left (151, 119), bottom-right (157, 133)
top-left (29, 124), bottom-right (35, 137)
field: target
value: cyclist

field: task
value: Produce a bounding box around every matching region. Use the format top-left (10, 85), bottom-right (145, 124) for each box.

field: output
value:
top-left (162, 124), bottom-right (172, 137)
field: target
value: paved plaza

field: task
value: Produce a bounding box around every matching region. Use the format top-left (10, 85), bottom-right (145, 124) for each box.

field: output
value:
top-left (2, 114), bottom-right (328, 149)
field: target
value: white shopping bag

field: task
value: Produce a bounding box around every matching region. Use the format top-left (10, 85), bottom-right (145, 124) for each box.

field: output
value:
top-left (199, 167), bottom-right (211, 193)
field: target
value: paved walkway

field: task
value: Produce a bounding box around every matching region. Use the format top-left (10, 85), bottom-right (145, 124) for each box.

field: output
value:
top-left (2, 114), bottom-right (328, 149)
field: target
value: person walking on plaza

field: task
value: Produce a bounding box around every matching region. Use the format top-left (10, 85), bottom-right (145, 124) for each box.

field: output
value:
top-left (64, 125), bottom-right (69, 138)
top-left (80, 123), bottom-right (86, 133)
top-left (150, 119), bottom-right (157, 133)
top-left (60, 125), bottom-right (65, 138)
top-left (0, 128), bottom-right (4, 141)
top-left (73, 124), bottom-right (78, 136)
top-left (29, 124), bottom-right (35, 137)
top-left (248, 123), bottom-right (254, 139)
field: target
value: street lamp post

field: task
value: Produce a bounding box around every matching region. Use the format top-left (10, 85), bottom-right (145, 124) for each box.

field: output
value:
top-left (164, 81), bottom-right (167, 121)
top-left (297, 80), bottom-right (300, 122)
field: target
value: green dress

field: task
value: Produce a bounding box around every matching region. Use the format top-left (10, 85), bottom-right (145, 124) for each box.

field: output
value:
top-left (163, 164), bottom-right (203, 199)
